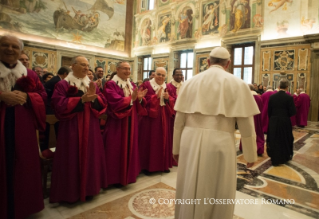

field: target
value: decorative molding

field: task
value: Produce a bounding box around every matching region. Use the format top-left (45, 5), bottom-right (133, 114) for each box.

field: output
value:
top-left (260, 36), bottom-right (306, 46)
top-left (304, 34), bottom-right (319, 43)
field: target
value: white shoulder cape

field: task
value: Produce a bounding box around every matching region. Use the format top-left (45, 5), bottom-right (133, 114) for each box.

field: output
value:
top-left (174, 66), bottom-right (260, 117)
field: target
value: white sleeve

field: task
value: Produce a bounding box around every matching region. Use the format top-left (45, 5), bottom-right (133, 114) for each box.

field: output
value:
top-left (236, 116), bottom-right (258, 163)
top-left (173, 112), bottom-right (186, 155)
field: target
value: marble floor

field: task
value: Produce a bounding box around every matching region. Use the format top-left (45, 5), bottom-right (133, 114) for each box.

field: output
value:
top-left (29, 122), bottom-right (319, 219)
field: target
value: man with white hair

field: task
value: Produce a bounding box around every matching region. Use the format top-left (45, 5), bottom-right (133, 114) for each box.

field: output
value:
top-left (0, 35), bottom-right (46, 218)
top-left (261, 85), bottom-right (275, 133)
top-left (139, 67), bottom-right (175, 174)
top-left (295, 88), bottom-right (311, 127)
top-left (50, 55), bottom-right (108, 203)
top-left (173, 47), bottom-right (258, 219)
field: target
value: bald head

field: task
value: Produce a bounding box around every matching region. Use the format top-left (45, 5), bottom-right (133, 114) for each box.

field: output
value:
top-left (0, 35), bottom-right (24, 65)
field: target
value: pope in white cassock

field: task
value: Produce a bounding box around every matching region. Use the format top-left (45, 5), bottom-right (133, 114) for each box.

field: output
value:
top-left (173, 47), bottom-right (259, 219)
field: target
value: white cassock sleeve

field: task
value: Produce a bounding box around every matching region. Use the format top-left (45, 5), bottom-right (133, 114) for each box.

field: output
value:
top-left (236, 116), bottom-right (258, 163)
top-left (173, 112), bottom-right (186, 155)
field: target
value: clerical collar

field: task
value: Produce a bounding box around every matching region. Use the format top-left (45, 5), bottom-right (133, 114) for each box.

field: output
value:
top-left (1, 61), bottom-right (17, 69)
top-left (210, 65), bottom-right (224, 70)
top-left (64, 71), bottom-right (90, 93)
top-left (279, 89), bottom-right (286, 92)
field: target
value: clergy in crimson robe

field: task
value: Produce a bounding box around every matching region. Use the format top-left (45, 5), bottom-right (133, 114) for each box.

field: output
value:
top-left (139, 67), bottom-right (175, 173)
top-left (291, 89), bottom-right (300, 127)
top-left (102, 62), bottom-right (148, 186)
top-left (50, 56), bottom-right (107, 203)
top-left (267, 80), bottom-right (296, 166)
top-left (173, 47), bottom-right (258, 219)
top-left (0, 35), bottom-right (46, 219)
top-left (166, 68), bottom-right (183, 166)
top-left (240, 84), bottom-right (264, 155)
top-left (261, 86), bottom-right (275, 133)
top-left (295, 88), bottom-right (311, 127)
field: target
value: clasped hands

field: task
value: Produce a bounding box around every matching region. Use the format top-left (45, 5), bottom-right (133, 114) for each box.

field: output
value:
top-left (0, 90), bottom-right (27, 106)
top-left (157, 87), bottom-right (169, 100)
top-left (131, 87), bottom-right (148, 101)
top-left (81, 81), bottom-right (97, 103)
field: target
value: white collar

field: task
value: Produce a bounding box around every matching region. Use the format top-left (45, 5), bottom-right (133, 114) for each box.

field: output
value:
top-left (150, 78), bottom-right (166, 91)
top-left (112, 74), bottom-right (133, 97)
top-left (210, 65), bottom-right (225, 70)
top-left (250, 90), bottom-right (258, 95)
top-left (64, 72), bottom-right (90, 93)
top-left (171, 78), bottom-right (183, 87)
top-left (0, 60), bottom-right (27, 79)
top-left (150, 78), bottom-right (166, 106)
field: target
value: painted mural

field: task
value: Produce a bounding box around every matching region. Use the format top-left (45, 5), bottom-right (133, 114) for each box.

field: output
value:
top-left (157, 14), bottom-right (171, 43)
top-left (0, 0), bottom-right (127, 51)
top-left (140, 18), bottom-right (152, 46)
top-left (202, 1), bottom-right (220, 35)
top-left (177, 7), bottom-right (193, 39)
top-left (230, 0), bottom-right (251, 33)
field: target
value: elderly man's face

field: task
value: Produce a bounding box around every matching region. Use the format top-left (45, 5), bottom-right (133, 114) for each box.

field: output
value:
top-left (19, 53), bottom-right (29, 68)
top-left (0, 36), bottom-right (21, 64)
top-left (173, 70), bottom-right (183, 83)
top-left (72, 56), bottom-right (89, 78)
top-left (117, 62), bottom-right (131, 80)
top-left (95, 67), bottom-right (104, 78)
top-left (34, 67), bottom-right (43, 76)
top-left (155, 68), bottom-right (166, 85)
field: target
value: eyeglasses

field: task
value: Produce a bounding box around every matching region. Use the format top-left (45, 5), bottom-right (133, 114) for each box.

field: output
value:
top-left (118, 67), bottom-right (131, 71)
top-left (77, 63), bottom-right (90, 68)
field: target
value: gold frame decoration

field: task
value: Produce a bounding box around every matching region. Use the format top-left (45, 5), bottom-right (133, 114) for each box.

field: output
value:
top-left (195, 53), bottom-right (209, 74)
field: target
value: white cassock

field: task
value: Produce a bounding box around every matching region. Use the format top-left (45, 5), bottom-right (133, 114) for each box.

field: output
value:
top-left (173, 65), bottom-right (259, 219)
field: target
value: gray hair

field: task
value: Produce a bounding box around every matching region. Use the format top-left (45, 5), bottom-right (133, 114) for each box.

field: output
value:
top-left (116, 61), bottom-right (130, 68)
top-left (0, 34), bottom-right (24, 51)
top-left (267, 85), bottom-right (272, 90)
top-left (209, 57), bottom-right (229, 67)
top-left (32, 66), bottom-right (43, 71)
top-left (71, 55), bottom-right (87, 64)
top-left (248, 84), bottom-right (255, 91)
top-left (299, 88), bottom-right (304, 92)
top-left (279, 79), bottom-right (289, 89)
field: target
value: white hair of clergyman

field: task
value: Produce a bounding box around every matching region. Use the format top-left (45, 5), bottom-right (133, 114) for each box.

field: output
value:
top-left (248, 84), bottom-right (255, 91)
top-left (299, 88), bottom-right (304, 92)
top-left (0, 34), bottom-right (24, 51)
top-left (71, 55), bottom-right (87, 64)
top-left (116, 61), bottom-right (130, 68)
top-left (267, 85), bottom-right (272, 90)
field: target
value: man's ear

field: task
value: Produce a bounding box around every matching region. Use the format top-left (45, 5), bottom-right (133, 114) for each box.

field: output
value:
top-left (207, 58), bottom-right (211, 67)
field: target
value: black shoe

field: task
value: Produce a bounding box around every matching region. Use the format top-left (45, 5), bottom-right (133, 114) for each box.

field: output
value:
top-left (143, 170), bottom-right (152, 176)
top-left (163, 169), bottom-right (170, 173)
top-left (85, 196), bottom-right (93, 201)
top-left (114, 183), bottom-right (124, 188)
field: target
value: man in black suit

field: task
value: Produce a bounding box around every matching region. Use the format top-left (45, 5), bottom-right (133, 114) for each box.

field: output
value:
top-left (267, 79), bottom-right (296, 166)
top-left (44, 66), bottom-right (71, 113)
top-left (41, 66), bottom-right (71, 151)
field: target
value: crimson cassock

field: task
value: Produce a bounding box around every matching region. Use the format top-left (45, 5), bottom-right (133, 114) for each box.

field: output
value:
top-left (0, 69), bottom-right (46, 219)
top-left (240, 92), bottom-right (264, 155)
top-left (50, 80), bottom-right (107, 203)
top-left (166, 82), bottom-right (178, 166)
top-left (103, 81), bottom-right (147, 186)
top-left (138, 81), bottom-right (175, 172)
top-left (261, 90), bottom-right (275, 133)
top-left (295, 93), bottom-right (311, 127)
top-left (291, 94), bottom-right (298, 126)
